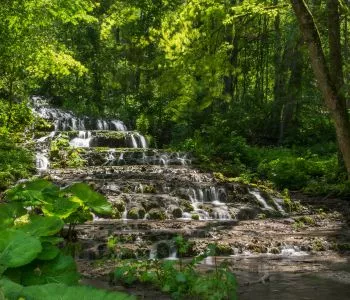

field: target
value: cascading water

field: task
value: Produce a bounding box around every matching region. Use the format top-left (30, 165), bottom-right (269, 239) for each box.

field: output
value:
top-left (249, 189), bottom-right (285, 214)
top-left (32, 96), bottom-right (285, 224)
top-left (36, 153), bottom-right (49, 171)
top-left (70, 131), bottom-right (92, 148)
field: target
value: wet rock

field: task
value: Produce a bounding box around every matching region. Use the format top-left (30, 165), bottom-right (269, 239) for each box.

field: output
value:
top-left (270, 247), bottom-right (281, 254)
top-left (156, 242), bottom-right (170, 259)
top-left (148, 208), bottom-right (166, 220)
top-left (141, 199), bottom-right (161, 211)
top-left (237, 207), bottom-right (259, 220)
top-left (172, 207), bottom-right (183, 218)
top-left (127, 207), bottom-right (146, 219)
top-left (191, 214), bottom-right (200, 220)
top-left (111, 198), bottom-right (126, 212)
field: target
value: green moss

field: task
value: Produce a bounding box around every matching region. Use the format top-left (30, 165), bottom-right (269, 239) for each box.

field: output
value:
top-left (143, 185), bottom-right (156, 193)
top-left (148, 208), bottom-right (166, 220)
top-left (127, 207), bottom-right (146, 219)
top-left (191, 214), bottom-right (199, 220)
top-left (180, 200), bottom-right (194, 213)
top-left (113, 199), bottom-right (126, 213)
top-left (215, 243), bottom-right (233, 255)
top-left (172, 207), bottom-right (183, 218)
top-left (312, 239), bottom-right (326, 251)
top-left (296, 216), bottom-right (315, 226)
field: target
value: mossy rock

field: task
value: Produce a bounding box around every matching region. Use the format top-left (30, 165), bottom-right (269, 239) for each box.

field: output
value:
top-left (113, 199), bottom-right (126, 212)
top-left (180, 200), bottom-right (194, 213)
top-left (270, 247), bottom-right (281, 254)
top-left (237, 207), bottom-right (258, 220)
top-left (111, 209), bottom-right (122, 219)
top-left (141, 199), bottom-right (161, 211)
top-left (191, 214), bottom-right (200, 220)
top-left (215, 243), bottom-right (233, 255)
top-left (143, 185), bottom-right (156, 193)
top-left (247, 244), bottom-right (268, 253)
top-left (172, 207), bottom-right (183, 218)
top-left (148, 208), bottom-right (166, 220)
top-left (156, 242), bottom-right (170, 259)
top-left (127, 207), bottom-right (146, 219)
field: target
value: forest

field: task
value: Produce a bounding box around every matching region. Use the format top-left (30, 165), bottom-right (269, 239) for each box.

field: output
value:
top-left (0, 0), bottom-right (350, 299)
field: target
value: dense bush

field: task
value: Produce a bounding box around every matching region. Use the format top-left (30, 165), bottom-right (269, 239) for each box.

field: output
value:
top-left (0, 136), bottom-right (34, 191)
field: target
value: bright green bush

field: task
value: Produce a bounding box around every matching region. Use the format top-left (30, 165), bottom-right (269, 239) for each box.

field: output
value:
top-left (0, 136), bottom-right (34, 191)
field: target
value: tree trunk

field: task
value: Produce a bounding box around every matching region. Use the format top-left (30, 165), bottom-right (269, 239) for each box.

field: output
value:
top-left (327, 0), bottom-right (347, 171)
top-left (290, 0), bottom-right (350, 179)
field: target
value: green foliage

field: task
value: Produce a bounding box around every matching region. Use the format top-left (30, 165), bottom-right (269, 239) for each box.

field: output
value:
top-left (0, 136), bottom-right (34, 191)
top-left (0, 230), bottom-right (42, 272)
top-left (5, 179), bottom-right (112, 226)
top-left (0, 179), bottom-right (132, 299)
top-left (50, 136), bottom-right (87, 168)
top-left (113, 241), bottom-right (237, 300)
top-left (0, 278), bottom-right (134, 300)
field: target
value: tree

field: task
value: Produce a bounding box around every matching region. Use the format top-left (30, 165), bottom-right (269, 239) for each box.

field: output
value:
top-left (290, 0), bottom-right (350, 178)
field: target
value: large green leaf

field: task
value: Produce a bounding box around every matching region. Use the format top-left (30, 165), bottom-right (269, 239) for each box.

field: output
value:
top-left (66, 183), bottom-right (112, 215)
top-left (15, 215), bottom-right (64, 237)
top-left (0, 230), bottom-right (42, 270)
top-left (5, 179), bottom-right (55, 203)
top-left (0, 203), bottom-right (26, 230)
top-left (0, 278), bottom-right (135, 300)
top-left (40, 236), bottom-right (64, 245)
top-left (42, 195), bottom-right (81, 219)
top-left (36, 243), bottom-right (60, 261)
top-left (21, 254), bottom-right (79, 286)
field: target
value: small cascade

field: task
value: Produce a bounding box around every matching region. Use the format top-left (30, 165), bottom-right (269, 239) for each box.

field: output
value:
top-left (118, 152), bottom-right (125, 165)
top-left (70, 131), bottom-right (92, 148)
top-left (249, 189), bottom-right (285, 214)
top-left (104, 149), bottom-right (116, 165)
top-left (187, 187), bottom-right (231, 220)
top-left (36, 153), bottom-right (49, 171)
top-left (134, 184), bottom-right (144, 194)
top-left (37, 131), bottom-right (56, 142)
top-left (111, 120), bottom-right (127, 131)
top-left (130, 134), bottom-right (139, 148)
top-left (249, 189), bottom-right (274, 210)
top-left (32, 96), bottom-right (128, 132)
top-left (138, 134), bottom-right (147, 149)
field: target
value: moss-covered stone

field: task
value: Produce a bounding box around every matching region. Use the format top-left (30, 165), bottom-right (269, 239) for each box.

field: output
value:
top-left (180, 200), bottom-right (194, 213)
top-left (270, 247), bottom-right (281, 254)
top-left (127, 207), bottom-right (146, 220)
top-left (148, 208), bottom-right (166, 220)
top-left (191, 214), bottom-right (199, 220)
top-left (141, 199), bottom-right (161, 211)
top-left (156, 242), bottom-right (170, 259)
top-left (237, 207), bottom-right (258, 220)
top-left (172, 207), bottom-right (183, 218)
top-left (143, 184), bottom-right (156, 193)
top-left (113, 199), bottom-right (126, 213)
top-left (215, 243), bottom-right (233, 255)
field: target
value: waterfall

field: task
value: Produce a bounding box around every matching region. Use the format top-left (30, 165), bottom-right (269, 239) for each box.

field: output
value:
top-left (138, 133), bottom-right (147, 149)
top-left (69, 131), bottom-right (92, 148)
top-left (111, 120), bottom-right (127, 131)
top-left (130, 134), bottom-right (138, 148)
